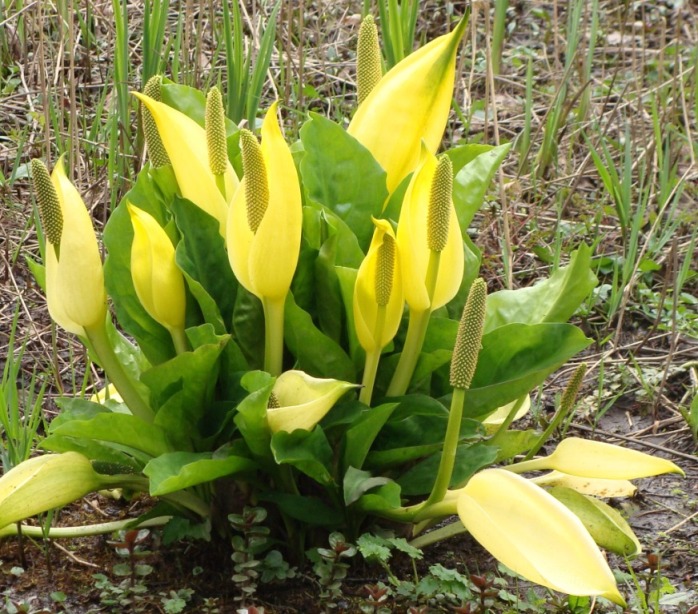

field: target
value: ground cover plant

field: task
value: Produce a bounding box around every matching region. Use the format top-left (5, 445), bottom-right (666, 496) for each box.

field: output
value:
top-left (0, 1), bottom-right (696, 612)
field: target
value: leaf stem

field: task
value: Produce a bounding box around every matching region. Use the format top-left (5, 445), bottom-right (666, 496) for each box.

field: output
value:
top-left (386, 250), bottom-right (440, 397)
top-left (425, 387), bottom-right (466, 506)
top-left (262, 296), bottom-right (285, 376)
top-left (359, 305), bottom-right (387, 405)
top-left (85, 322), bottom-right (154, 423)
top-left (170, 326), bottom-right (189, 355)
top-left (0, 516), bottom-right (172, 540)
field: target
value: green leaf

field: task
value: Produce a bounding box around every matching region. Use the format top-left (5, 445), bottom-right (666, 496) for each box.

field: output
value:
top-left (355, 481), bottom-right (402, 514)
top-left (144, 451), bottom-right (255, 496)
top-left (300, 113), bottom-right (388, 251)
top-left (493, 430), bottom-right (540, 462)
top-left (284, 292), bottom-right (356, 381)
top-left (232, 286), bottom-right (265, 369)
top-left (271, 427), bottom-right (334, 486)
top-left (485, 245), bottom-right (598, 333)
top-left (343, 467), bottom-right (391, 506)
top-left (315, 233), bottom-right (344, 342)
top-left (547, 486), bottom-right (641, 556)
top-left (171, 197), bottom-right (237, 333)
top-left (335, 266), bottom-right (362, 367)
top-left (234, 371), bottom-right (275, 458)
top-left (463, 322), bottom-right (592, 418)
top-left (259, 492), bottom-right (339, 526)
top-left (143, 335), bottom-right (229, 447)
top-left (40, 434), bottom-right (142, 470)
top-left (343, 403), bottom-right (398, 471)
top-left (103, 169), bottom-right (175, 364)
top-left (48, 413), bottom-right (172, 459)
top-left (449, 143), bottom-right (511, 233)
top-left (368, 395), bottom-right (481, 469)
top-left (398, 442), bottom-right (498, 496)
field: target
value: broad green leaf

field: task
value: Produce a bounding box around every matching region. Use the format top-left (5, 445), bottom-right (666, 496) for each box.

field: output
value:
top-left (103, 169), bottom-right (174, 365)
top-left (335, 266), bottom-right (362, 367)
top-left (284, 292), bottom-right (356, 382)
top-left (315, 233), bottom-right (344, 343)
top-left (493, 430), bottom-right (540, 462)
top-left (547, 486), bottom-right (641, 556)
top-left (485, 245), bottom-right (598, 333)
top-left (144, 451), bottom-right (255, 496)
top-left (397, 442), bottom-right (498, 495)
top-left (271, 427), bottom-right (334, 486)
top-left (143, 336), bottom-right (229, 447)
top-left (48, 413), bottom-right (172, 458)
top-left (171, 197), bottom-right (237, 333)
top-left (259, 492), bottom-right (339, 526)
top-left (368, 396), bottom-right (481, 469)
top-left (343, 402), bottom-right (398, 471)
top-left (40, 434), bottom-right (143, 470)
top-left (355, 481), bottom-right (403, 514)
top-left (232, 286), bottom-right (265, 369)
top-left (234, 371), bottom-right (275, 459)
top-left (343, 467), bottom-right (391, 506)
top-left (300, 113), bottom-right (388, 251)
top-left (449, 143), bottom-right (511, 232)
top-left (462, 323), bottom-right (592, 418)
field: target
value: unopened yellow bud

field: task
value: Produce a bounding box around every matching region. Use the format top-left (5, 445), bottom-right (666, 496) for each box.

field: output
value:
top-left (31, 159), bottom-right (63, 254)
top-left (375, 233), bottom-right (395, 307)
top-left (141, 76), bottom-right (170, 168)
top-left (427, 155), bottom-right (453, 252)
top-left (206, 86), bottom-right (228, 176)
top-left (357, 15), bottom-right (382, 105)
top-left (450, 278), bottom-right (487, 389)
top-left (239, 129), bottom-right (269, 233)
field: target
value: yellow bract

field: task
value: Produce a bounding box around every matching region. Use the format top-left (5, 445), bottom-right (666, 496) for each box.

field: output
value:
top-left (353, 219), bottom-right (404, 352)
top-left (0, 453), bottom-right (103, 530)
top-left (456, 469), bottom-right (624, 604)
top-left (133, 92), bottom-right (238, 234)
top-left (46, 157), bottom-right (106, 336)
top-left (266, 370), bottom-right (358, 433)
top-left (127, 204), bottom-right (186, 333)
top-left (532, 471), bottom-right (637, 498)
top-left (518, 437), bottom-right (685, 479)
top-left (348, 17), bottom-right (467, 194)
top-left (226, 103), bottom-right (302, 302)
top-left (397, 147), bottom-right (463, 312)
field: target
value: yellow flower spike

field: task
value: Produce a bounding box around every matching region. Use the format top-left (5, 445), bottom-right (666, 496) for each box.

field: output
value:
top-left (227, 102), bottom-right (302, 302)
top-left (353, 219), bottom-right (403, 354)
top-left (0, 453), bottom-right (104, 530)
top-left (348, 16), bottom-right (468, 194)
top-left (127, 204), bottom-right (188, 354)
top-left (357, 15), bottom-right (382, 105)
top-left (354, 218), bottom-right (403, 405)
top-left (397, 147), bottom-right (463, 313)
top-left (387, 150), bottom-right (464, 397)
top-left (133, 92), bottom-right (239, 234)
top-left (141, 76), bottom-right (170, 168)
top-left (266, 370), bottom-right (358, 433)
top-left (457, 469), bottom-right (625, 604)
top-left (532, 472), bottom-right (637, 498)
top-left (227, 102), bottom-right (302, 375)
top-left (512, 437), bottom-right (685, 479)
top-left (32, 157), bottom-right (107, 336)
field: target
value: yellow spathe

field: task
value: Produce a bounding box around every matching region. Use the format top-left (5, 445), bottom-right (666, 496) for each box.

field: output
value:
top-left (226, 103), bottom-right (302, 302)
top-left (46, 157), bottom-right (106, 336)
top-left (266, 370), bottom-right (357, 433)
top-left (128, 203), bottom-right (186, 332)
top-left (353, 219), bottom-right (404, 352)
top-left (348, 18), bottom-right (467, 194)
top-left (133, 92), bottom-right (238, 234)
top-left (457, 469), bottom-right (624, 604)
